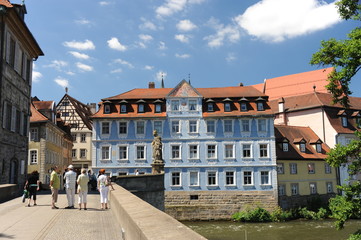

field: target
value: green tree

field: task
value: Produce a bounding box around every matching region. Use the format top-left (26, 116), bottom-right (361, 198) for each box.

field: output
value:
top-left (310, 1), bottom-right (361, 239)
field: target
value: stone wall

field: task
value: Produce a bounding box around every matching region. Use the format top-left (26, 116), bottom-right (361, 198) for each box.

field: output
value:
top-left (0, 184), bottom-right (20, 203)
top-left (279, 193), bottom-right (336, 210)
top-left (114, 173), bottom-right (165, 211)
top-left (165, 190), bottom-right (278, 220)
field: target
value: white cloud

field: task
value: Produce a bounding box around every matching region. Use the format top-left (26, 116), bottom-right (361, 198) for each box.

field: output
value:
top-left (107, 37), bottom-right (127, 51)
top-left (69, 51), bottom-right (90, 60)
top-left (75, 18), bottom-right (91, 25)
top-left (175, 34), bottom-right (190, 43)
top-left (139, 18), bottom-right (157, 31)
top-left (54, 77), bottom-right (69, 88)
top-left (114, 59), bottom-right (134, 68)
top-left (235, 0), bottom-right (341, 42)
top-left (111, 68), bottom-right (122, 74)
top-left (175, 53), bottom-right (190, 59)
top-left (144, 65), bottom-right (154, 70)
top-left (32, 71), bottom-right (42, 83)
top-left (176, 19), bottom-right (197, 32)
top-left (156, 0), bottom-right (204, 18)
top-left (156, 71), bottom-right (167, 82)
top-left (46, 60), bottom-right (68, 71)
top-left (63, 39), bottom-right (95, 50)
top-left (226, 52), bottom-right (237, 62)
top-left (159, 41), bottom-right (167, 50)
top-left (76, 62), bottom-right (93, 71)
top-left (66, 71), bottom-right (75, 76)
top-left (204, 18), bottom-right (240, 48)
top-left (139, 34), bottom-right (153, 42)
top-left (99, 1), bottom-right (111, 6)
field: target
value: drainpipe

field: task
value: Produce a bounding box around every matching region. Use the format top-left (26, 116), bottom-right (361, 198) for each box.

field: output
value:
top-left (0, 6), bottom-right (7, 125)
top-left (321, 107), bottom-right (326, 143)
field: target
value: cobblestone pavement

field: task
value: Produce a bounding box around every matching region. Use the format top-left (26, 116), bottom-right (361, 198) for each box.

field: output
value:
top-left (0, 191), bottom-right (122, 240)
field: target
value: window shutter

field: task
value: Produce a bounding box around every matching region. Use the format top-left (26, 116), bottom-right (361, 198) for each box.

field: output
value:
top-left (11, 106), bottom-right (16, 132)
top-left (2, 101), bottom-right (7, 129)
top-left (5, 32), bottom-right (10, 64)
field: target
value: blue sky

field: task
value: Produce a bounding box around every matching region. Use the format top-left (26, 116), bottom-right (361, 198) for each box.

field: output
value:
top-left (23, 0), bottom-right (359, 104)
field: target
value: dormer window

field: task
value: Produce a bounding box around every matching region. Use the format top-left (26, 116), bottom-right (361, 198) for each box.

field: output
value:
top-left (189, 100), bottom-right (197, 111)
top-left (316, 143), bottom-right (322, 153)
top-left (119, 100), bottom-right (128, 113)
top-left (310, 139), bottom-right (323, 153)
top-left (206, 99), bottom-right (215, 112)
top-left (256, 97), bottom-right (265, 111)
top-left (342, 116), bottom-right (348, 127)
top-left (300, 143), bottom-right (306, 152)
top-left (282, 142), bottom-right (288, 152)
top-left (154, 99), bottom-right (163, 113)
top-left (338, 110), bottom-right (348, 127)
top-left (294, 138), bottom-right (306, 152)
top-left (239, 97), bottom-right (248, 112)
top-left (104, 105), bottom-right (110, 114)
top-left (223, 98), bottom-right (232, 112)
top-left (138, 104), bottom-right (144, 113)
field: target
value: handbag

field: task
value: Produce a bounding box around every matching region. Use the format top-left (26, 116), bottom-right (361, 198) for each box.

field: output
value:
top-left (22, 189), bottom-right (28, 203)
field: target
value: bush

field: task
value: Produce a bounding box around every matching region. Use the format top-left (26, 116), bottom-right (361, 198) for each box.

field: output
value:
top-left (232, 207), bottom-right (271, 222)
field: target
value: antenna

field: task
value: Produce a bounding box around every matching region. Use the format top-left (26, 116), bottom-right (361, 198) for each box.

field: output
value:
top-left (65, 87), bottom-right (68, 94)
top-left (188, 73), bottom-right (191, 85)
top-left (161, 73), bottom-right (164, 88)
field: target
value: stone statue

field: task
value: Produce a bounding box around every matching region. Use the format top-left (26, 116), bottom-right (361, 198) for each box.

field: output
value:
top-left (151, 130), bottom-right (163, 163)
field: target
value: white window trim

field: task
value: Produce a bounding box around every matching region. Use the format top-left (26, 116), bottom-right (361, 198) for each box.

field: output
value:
top-left (224, 142), bottom-right (235, 159)
top-left (206, 143), bottom-right (218, 159)
top-left (225, 170), bottom-right (236, 186)
top-left (189, 170), bottom-right (200, 187)
top-left (257, 118), bottom-right (267, 133)
top-left (188, 143), bottom-right (199, 160)
top-left (171, 120), bottom-right (181, 134)
top-left (118, 121), bottom-right (128, 136)
top-left (260, 170), bottom-right (271, 185)
top-left (153, 120), bottom-right (163, 135)
top-left (206, 120), bottom-right (216, 134)
top-left (100, 145), bottom-right (111, 161)
top-left (118, 144), bottom-right (129, 161)
top-left (241, 143), bottom-right (253, 159)
top-left (135, 144), bottom-right (146, 160)
top-left (171, 100), bottom-right (180, 111)
top-left (259, 143), bottom-right (269, 158)
top-left (101, 121), bottom-right (111, 136)
top-left (242, 170), bottom-right (254, 186)
top-left (206, 170), bottom-right (218, 187)
top-left (170, 144), bottom-right (182, 160)
top-left (223, 119), bottom-right (233, 134)
top-left (170, 171), bottom-right (182, 187)
top-left (28, 149), bottom-right (38, 165)
top-left (135, 120), bottom-right (146, 136)
top-left (188, 120), bottom-right (199, 134)
top-left (240, 119), bottom-right (251, 133)
top-left (80, 149), bottom-right (87, 158)
top-left (188, 99), bottom-right (197, 111)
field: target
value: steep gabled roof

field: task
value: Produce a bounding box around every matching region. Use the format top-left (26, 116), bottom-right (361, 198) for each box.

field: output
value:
top-left (30, 102), bottom-right (48, 122)
top-left (253, 68), bottom-right (333, 100)
top-left (167, 80), bottom-right (202, 98)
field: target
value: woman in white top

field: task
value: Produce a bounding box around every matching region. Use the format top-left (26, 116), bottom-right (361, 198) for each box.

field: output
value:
top-left (97, 169), bottom-right (114, 209)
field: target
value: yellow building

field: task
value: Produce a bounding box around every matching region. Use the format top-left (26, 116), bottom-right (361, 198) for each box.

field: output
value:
top-left (275, 125), bottom-right (338, 209)
top-left (28, 98), bottom-right (72, 188)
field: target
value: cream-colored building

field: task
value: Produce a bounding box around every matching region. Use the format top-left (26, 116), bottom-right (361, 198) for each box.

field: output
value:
top-left (57, 93), bottom-right (95, 173)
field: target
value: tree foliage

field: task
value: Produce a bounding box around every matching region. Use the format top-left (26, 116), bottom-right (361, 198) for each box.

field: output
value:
top-left (310, 1), bottom-right (361, 107)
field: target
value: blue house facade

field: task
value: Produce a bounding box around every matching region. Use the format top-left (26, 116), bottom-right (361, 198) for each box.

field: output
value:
top-left (92, 80), bottom-right (278, 219)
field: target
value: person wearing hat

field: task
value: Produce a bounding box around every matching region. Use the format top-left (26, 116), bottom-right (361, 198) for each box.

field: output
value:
top-left (64, 164), bottom-right (77, 209)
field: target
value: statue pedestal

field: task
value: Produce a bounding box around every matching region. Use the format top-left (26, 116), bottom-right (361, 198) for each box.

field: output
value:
top-left (151, 161), bottom-right (165, 174)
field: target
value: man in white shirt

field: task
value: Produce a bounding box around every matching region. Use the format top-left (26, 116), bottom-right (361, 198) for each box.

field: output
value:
top-left (64, 165), bottom-right (77, 209)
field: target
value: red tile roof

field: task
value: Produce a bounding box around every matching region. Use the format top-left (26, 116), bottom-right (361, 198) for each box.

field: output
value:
top-left (33, 101), bottom-right (54, 110)
top-left (253, 68), bottom-right (333, 100)
top-left (30, 103), bottom-right (48, 122)
top-left (0, 0), bottom-right (13, 8)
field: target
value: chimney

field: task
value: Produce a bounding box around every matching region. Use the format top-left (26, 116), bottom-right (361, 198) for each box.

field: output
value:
top-left (87, 103), bottom-right (97, 114)
top-left (278, 97), bottom-right (287, 125)
top-left (239, 82), bottom-right (244, 87)
top-left (149, 82), bottom-right (155, 89)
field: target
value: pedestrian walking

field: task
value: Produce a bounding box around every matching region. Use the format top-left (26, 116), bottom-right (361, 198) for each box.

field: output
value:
top-left (50, 166), bottom-right (61, 209)
top-left (97, 169), bottom-right (112, 210)
top-left (24, 170), bottom-right (40, 207)
top-left (77, 168), bottom-right (89, 210)
top-left (64, 165), bottom-right (77, 209)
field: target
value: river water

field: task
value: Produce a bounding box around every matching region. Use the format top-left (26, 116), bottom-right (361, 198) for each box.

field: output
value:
top-left (184, 219), bottom-right (361, 240)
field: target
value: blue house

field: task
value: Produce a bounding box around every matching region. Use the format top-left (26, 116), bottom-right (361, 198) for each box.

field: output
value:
top-left (91, 80), bottom-right (278, 219)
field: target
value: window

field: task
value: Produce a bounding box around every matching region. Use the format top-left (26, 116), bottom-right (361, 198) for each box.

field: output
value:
top-left (290, 163), bottom-right (297, 174)
top-left (104, 105), bottom-right (110, 114)
top-left (171, 121), bottom-right (180, 133)
top-left (260, 171), bottom-right (270, 185)
top-left (258, 119), bottom-right (266, 132)
top-left (207, 171), bottom-right (217, 186)
top-left (257, 102), bottom-right (264, 111)
top-left (259, 144), bottom-right (268, 158)
top-left (154, 121), bottom-right (162, 134)
top-left (207, 144), bottom-right (216, 159)
top-left (155, 104), bottom-right (161, 113)
top-left (325, 163), bottom-right (332, 174)
top-left (207, 120), bottom-right (215, 133)
top-left (277, 163), bottom-right (284, 174)
top-left (240, 103), bottom-right (247, 111)
top-left (80, 134), bottom-right (86, 142)
top-left (291, 183), bottom-right (299, 195)
top-left (171, 100), bottom-right (179, 111)
top-left (189, 120), bottom-right (197, 133)
top-left (341, 117), bottom-right (348, 127)
top-left (316, 143), bottom-right (322, 153)
top-left (30, 128), bottom-right (38, 141)
top-left (62, 112), bottom-right (69, 117)
top-left (224, 103), bottom-right (231, 112)
top-left (136, 146), bottom-right (145, 159)
top-left (119, 122), bottom-right (127, 134)
top-left (138, 104), bottom-right (144, 113)
top-left (243, 171), bottom-right (253, 185)
top-left (189, 171), bottom-right (199, 186)
top-left (119, 146), bottom-right (127, 160)
top-left (62, 101), bottom-right (69, 106)
top-left (101, 146), bottom-right (110, 160)
top-left (242, 144), bottom-right (252, 158)
top-left (225, 144), bottom-right (234, 158)
top-left (308, 163), bottom-right (315, 174)
top-left (72, 133), bottom-right (77, 142)
top-left (72, 149), bottom-right (77, 158)
top-left (189, 145), bottom-right (198, 159)
top-left (282, 143), bottom-right (288, 152)
top-left (136, 121), bottom-right (145, 135)
top-left (171, 145), bottom-right (180, 159)
top-left (225, 171), bottom-right (235, 185)
top-left (224, 120), bottom-right (233, 133)
top-left (207, 103), bottom-right (214, 112)
top-left (300, 143), bottom-right (306, 152)
top-left (80, 149), bottom-right (86, 158)
top-left (9, 37), bottom-right (16, 67)
top-left (241, 119), bottom-right (250, 132)
top-left (189, 100), bottom-right (197, 111)
top-left (326, 182), bottom-right (333, 193)
top-left (310, 183), bottom-right (317, 194)
top-left (171, 172), bottom-right (181, 186)
top-left (278, 184), bottom-right (286, 196)
top-left (29, 150), bottom-right (37, 164)
top-left (120, 104), bottom-right (127, 113)
top-left (101, 122), bottom-right (110, 135)
top-left (25, 58), bottom-right (31, 83)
